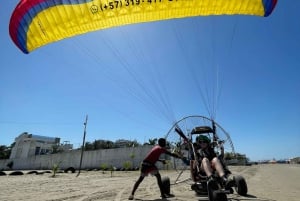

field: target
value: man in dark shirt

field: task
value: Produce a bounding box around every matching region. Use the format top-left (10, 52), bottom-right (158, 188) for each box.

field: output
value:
top-left (192, 135), bottom-right (228, 184)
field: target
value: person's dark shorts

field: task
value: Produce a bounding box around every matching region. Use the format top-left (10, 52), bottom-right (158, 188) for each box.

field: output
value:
top-left (141, 161), bottom-right (158, 176)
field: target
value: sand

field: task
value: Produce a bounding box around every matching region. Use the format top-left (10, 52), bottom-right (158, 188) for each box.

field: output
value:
top-left (0, 164), bottom-right (299, 201)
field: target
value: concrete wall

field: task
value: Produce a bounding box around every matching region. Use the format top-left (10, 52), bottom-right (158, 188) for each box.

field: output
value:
top-left (0, 146), bottom-right (156, 171)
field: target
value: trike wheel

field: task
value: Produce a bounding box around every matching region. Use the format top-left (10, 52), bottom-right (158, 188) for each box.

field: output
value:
top-left (207, 180), bottom-right (218, 201)
top-left (162, 176), bottom-right (170, 195)
top-left (213, 191), bottom-right (228, 201)
top-left (234, 175), bottom-right (248, 196)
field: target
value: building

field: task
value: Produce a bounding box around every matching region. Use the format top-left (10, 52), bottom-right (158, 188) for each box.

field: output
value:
top-left (290, 157), bottom-right (300, 164)
top-left (115, 139), bottom-right (132, 148)
top-left (10, 132), bottom-right (60, 159)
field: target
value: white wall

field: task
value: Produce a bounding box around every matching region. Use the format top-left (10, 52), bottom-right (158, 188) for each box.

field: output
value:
top-left (1, 146), bottom-right (157, 170)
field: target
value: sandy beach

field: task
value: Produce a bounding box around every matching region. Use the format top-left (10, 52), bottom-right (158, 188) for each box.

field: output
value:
top-left (1, 164), bottom-right (299, 201)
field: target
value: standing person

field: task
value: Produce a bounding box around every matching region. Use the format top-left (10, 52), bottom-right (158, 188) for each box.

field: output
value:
top-left (128, 138), bottom-right (182, 200)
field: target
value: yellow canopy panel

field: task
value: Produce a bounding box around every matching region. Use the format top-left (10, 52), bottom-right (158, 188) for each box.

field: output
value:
top-left (9, 0), bottom-right (277, 53)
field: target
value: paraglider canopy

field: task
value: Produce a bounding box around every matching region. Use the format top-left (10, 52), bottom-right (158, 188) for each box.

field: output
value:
top-left (9, 0), bottom-right (277, 54)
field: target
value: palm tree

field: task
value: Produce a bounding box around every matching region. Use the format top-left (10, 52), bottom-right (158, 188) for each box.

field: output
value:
top-left (144, 138), bottom-right (157, 145)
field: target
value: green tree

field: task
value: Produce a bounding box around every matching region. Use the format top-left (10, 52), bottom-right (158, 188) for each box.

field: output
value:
top-left (51, 144), bottom-right (62, 154)
top-left (224, 152), bottom-right (247, 161)
top-left (224, 152), bottom-right (235, 160)
top-left (127, 140), bottom-right (140, 147)
top-left (84, 140), bottom-right (115, 150)
top-left (0, 143), bottom-right (15, 159)
top-left (144, 138), bottom-right (157, 145)
top-left (84, 142), bottom-right (94, 150)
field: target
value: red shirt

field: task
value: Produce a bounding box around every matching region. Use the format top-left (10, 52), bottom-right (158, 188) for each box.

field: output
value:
top-left (143, 145), bottom-right (167, 164)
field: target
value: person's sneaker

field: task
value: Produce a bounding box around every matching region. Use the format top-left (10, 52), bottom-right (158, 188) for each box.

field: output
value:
top-left (165, 193), bottom-right (175, 197)
top-left (221, 175), bottom-right (228, 184)
top-left (161, 194), bottom-right (167, 199)
top-left (128, 194), bottom-right (134, 200)
top-left (207, 175), bottom-right (215, 183)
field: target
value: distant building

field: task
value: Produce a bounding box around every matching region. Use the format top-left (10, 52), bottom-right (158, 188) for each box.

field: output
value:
top-left (115, 139), bottom-right (132, 148)
top-left (59, 141), bottom-right (73, 152)
top-left (10, 132), bottom-right (60, 159)
top-left (290, 157), bottom-right (300, 164)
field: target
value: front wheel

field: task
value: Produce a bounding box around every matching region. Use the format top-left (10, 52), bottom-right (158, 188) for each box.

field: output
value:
top-left (213, 191), bottom-right (228, 201)
top-left (234, 175), bottom-right (248, 196)
top-left (207, 180), bottom-right (218, 201)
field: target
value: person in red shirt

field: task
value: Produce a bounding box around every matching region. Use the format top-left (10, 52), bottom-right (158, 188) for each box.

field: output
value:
top-left (128, 138), bottom-right (182, 200)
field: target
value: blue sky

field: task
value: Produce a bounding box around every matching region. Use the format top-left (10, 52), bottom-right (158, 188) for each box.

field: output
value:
top-left (1, 1), bottom-right (299, 161)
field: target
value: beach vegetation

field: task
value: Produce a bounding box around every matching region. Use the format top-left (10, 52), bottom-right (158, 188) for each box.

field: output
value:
top-left (109, 165), bottom-right (114, 177)
top-left (130, 152), bottom-right (135, 167)
top-left (123, 161), bottom-right (132, 171)
top-left (51, 161), bottom-right (62, 177)
top-left (100, 163), bottom-right (108, 173)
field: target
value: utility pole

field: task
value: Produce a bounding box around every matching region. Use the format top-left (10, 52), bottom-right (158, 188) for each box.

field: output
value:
top-left (76, 115), bottom-right (88, 177)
